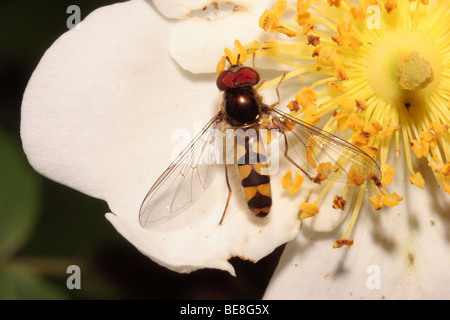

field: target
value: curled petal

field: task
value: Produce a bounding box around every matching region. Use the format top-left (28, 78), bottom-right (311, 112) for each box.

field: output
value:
top-left (162, 0), bottom-right (291, 73)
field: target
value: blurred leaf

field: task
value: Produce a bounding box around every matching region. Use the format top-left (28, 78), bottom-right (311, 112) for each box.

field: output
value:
top-left (0, 131), bottom-right (40, 258)
top-left (0, 263), bottom-right (67, 300)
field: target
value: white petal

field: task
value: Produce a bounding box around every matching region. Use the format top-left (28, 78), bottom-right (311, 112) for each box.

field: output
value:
top-left (264, 164), bottom-right (450, 299)
top-left (301, 182), bottom-right (356, 232)
top-left (21, 0), bottom-right (301, 274)
top-left (164, 0), bottom-right (292, 73)
top-left (153, 0), bottom-right (221, 19)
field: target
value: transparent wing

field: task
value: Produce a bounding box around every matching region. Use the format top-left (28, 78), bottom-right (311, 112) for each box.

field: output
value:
top-left (139, 114), bottom-right (223, 228)
top-left (271, 108), bottom-right (381, 185)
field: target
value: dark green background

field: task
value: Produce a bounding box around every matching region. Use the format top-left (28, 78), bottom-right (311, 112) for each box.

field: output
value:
top-left (0, 0), bottom-right (283, 299)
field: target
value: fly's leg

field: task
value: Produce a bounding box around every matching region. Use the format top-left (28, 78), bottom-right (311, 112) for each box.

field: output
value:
top-left (269, 72), bottom-right (287, 108)
top-left (281, 131), bottom-right (313, 181)
top-left (218, 133), bottom-right (234, 225)
top-left (218, 164), bottom-right (232, 225)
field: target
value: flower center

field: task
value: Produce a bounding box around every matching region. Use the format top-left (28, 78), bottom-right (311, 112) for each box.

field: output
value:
top-left (396, 51), bottom-right (434, 91)
top-left (366, 31), bottom-right (442, 109)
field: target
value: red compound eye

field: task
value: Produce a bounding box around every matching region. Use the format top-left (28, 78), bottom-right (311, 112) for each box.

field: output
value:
top-left (235, 67), bottom-right (260, 86)
top-left (216, 70), bottom-right (236, 91)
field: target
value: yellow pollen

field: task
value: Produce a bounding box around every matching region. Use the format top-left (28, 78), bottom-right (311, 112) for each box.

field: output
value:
top-left (287, 100), bottom-right (300, 112)
top-left (382, 164), bottom-right (395, 186)
top-left (364, 119), bottom-right (384, 136)
top-left (333, 111), bottom-right (348, 132)
top-left (355, 99), bottom-right (368, 111)
top-left (313, 162), bottom-right (333, 183)
top-left (302, 23), bottom-right (314, 35)
top-left (300, 203), bottom-right (319, 220)
top-left (432, 121), bottom-right (449, 134)
top-left (295, 87), bottom-right (317, 108)
top-left (347, 113), bottom-right (364, 132)
top-left (409, 172), bottom-right (425, 189)
top-left (333, 238), bottom-right (354, 248)
top-left (222, 39), bottom-right (248, 67)
top-left (383, 192), bottom-right (403, 207)
top-left (362, 145), bottom-right (379, 159)
top-left (334, 64), bottom-right (348, 81)
top-left (384, 0), bottom-right (398, 13)
top-left (369, 194), bottom-right (384, 211)
top-left (332, 20), bottom-right (363, 51)
top-left (351, 130), bottom-right (370, 146)
top-left (350, 5), bottom-right (366, 22)
top-left (290, 171), bottom-right (304, 194)
top-left (327, 0), bottom-right (342, 7)
top-left (378, 125), bottom-right (398, 140)
top-left (439, 163), bottom-right (450, 176)
top-left (445, 185), bottom-right (450, 195)
top-left (333, 195), bottom-right (347, 210)
top-left (338, 95), bottom-right (356, 111)
top-left (348, 168), bottom-right (367, 187)
top-left (216, 56), bottom-right (227, 77)
top-left (410, 139), bottom-right (424, 158)
top-left (259, 0), bottom-right (297, 37)
top-left (281, 170), bottom-right (304, 195)
top-left (295, 0), bottom-right (315, 26)
top-left (327, 81), bottom-right (344, 92)
top-left (281, 170), bottom-right (292, 190)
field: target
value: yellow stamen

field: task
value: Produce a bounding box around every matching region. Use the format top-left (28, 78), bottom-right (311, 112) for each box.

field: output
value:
top-left (251, 0), bottom-right (449, 248)
top-left (409, 171), bottom-right (425, 189)
top-left (439, 162), bottom-right (450, 176)
top-left (347, 113), bottom-right (364, 132)
top-left (384, 0), bottom-right (399, 13)
top-left (216, 56), bottom-right (227, 77)
top-left (300, 203), bottom-right (319, 220)
top-left (382, 164), bottom-right (395, 186)
top-left (348, 168), bottom-right (367, 187)
top-left (383, 192), bottom-right (403, 207)
top-left (333, 238), bottom-right (354, 248)
top-left (295, 87), bottom-right (317, 108)
top-left (289, 171), bottom-right (304, 194)
top-left (333, 195), bottom-right (347, 210)
top-left (338, 95), bottom-right (356, 111)
top-left (333, 111), bottom-right (349, 132)
top-left (306, 136), bottom-right (318, 168)
top-left (222, 40), bottom-right (248, 66)
top-left (281, 170), bottom-right (304, 195)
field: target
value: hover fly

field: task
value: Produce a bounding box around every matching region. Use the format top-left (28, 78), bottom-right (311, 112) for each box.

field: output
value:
top-left (139, 63), bottom-right (381, 228)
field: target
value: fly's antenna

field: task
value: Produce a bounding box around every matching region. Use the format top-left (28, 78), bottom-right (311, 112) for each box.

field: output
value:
top-left (226, 55), bottom-right (241, 67)
top-left (226, 55), bottom-right (232, 66)
top-left (252, 53), bottom-right (256, 69)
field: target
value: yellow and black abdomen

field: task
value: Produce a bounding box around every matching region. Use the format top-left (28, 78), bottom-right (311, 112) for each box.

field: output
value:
top-left (236, 131), bottom-right (272, 217)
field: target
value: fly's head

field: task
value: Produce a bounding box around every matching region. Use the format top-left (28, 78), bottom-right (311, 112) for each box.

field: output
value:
top-left (216, 65), bottom-right (262, 127)
top-left (216, 65), bottom-right (260, 91)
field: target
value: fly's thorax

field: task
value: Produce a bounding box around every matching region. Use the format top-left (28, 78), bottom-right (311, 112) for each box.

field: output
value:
top-left (223, 86), bottom-right (261, 127)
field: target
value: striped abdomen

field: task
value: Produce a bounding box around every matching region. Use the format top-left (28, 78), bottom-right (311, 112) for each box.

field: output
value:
top-left (236, 131), bottom-right (272, 217)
